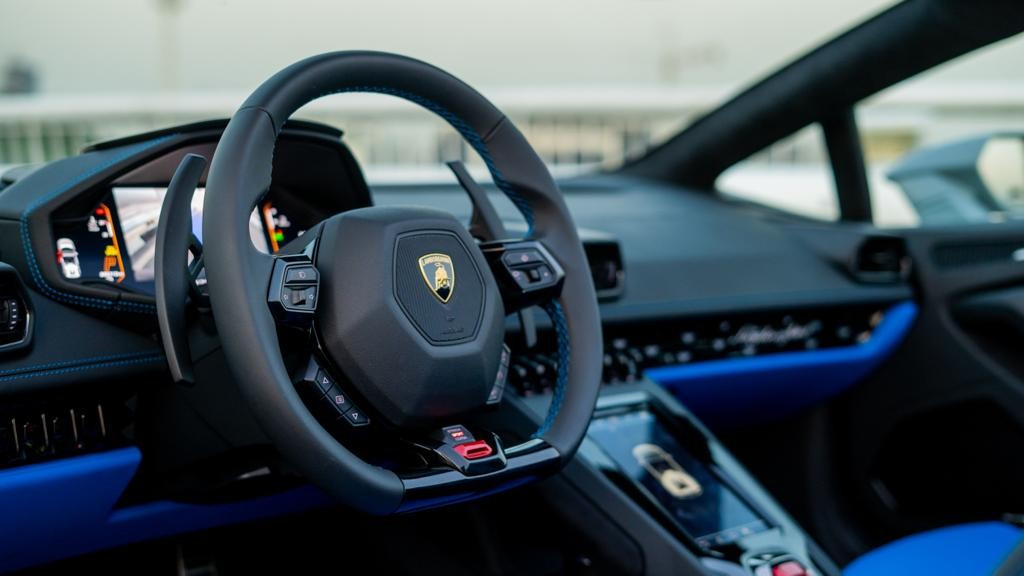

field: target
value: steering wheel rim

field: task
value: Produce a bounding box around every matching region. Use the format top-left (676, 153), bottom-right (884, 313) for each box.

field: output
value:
top-left (203, 51), bottom-right (602, 514)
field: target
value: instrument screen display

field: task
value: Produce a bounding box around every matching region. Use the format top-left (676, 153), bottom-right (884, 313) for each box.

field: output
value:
top-left (51, 187), bottom-right (301, 294)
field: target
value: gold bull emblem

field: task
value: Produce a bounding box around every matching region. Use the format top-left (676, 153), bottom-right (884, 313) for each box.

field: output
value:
top-left (418, 253), bottom-right (455, 303)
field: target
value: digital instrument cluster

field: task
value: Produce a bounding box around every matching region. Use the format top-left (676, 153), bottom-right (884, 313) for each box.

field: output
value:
top-left (51, 186), bottom-right (304, 295)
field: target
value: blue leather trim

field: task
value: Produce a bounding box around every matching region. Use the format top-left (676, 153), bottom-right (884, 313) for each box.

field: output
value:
top-left (534, 301), bottom-right (571, 438)
top-left (20, 136), bottom-right (175, 313)
top-left (300, 86), bottom-right (535, 232)
top-left (844, 522), bottom-right (1024, 576)
top-left (645, 301), bottom-right (918, 428)
top-left (0, 350), bottom-right (165, 384)
top-left (0, 447), bottom-right (333, 572)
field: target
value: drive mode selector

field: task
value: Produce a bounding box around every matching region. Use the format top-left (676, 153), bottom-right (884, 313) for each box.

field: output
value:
top-left (314, 206), bottom-right (505, 428)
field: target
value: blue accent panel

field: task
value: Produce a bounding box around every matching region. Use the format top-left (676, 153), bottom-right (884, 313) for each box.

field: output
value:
top-left (20, 136), bottom-right (175, 313)
top-left (644, 301), bottom-right (918, 428)
top-left (0, 350), bottom-right (165, 383)
top-left (300, 86), bottom-right (535, 232)
top-left (844, 522), bottom-right (1023, 576)
top-left (0, 448), bottom-right (141, 571)
top-left (0, 448), bottom-right (333, 571)
top-left (534, 300), bottom-right (571, 438)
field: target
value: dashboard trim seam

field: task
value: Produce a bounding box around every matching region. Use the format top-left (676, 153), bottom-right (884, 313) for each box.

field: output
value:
top-left (0, 350), bottom-right (165, 383)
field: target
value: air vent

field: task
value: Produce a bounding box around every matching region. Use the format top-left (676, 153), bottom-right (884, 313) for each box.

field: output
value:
top-left (852, 237), bottom-right (910, 283)
top-left (932, 240), bottom-right (1024, 270)
top-left (0, 264), bottom-right (31, 353)
top-left (583, 239), bottom-right (625, 301)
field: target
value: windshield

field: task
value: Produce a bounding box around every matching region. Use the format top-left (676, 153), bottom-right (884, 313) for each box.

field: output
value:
top-left (0, 0), bottom-right (897, 180)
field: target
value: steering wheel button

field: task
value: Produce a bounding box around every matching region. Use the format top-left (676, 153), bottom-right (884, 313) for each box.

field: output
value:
top-left (486, 381), bottom-right (505, 404)
top-left (314, 369), bottom-right (335, 393)
top-left (281, 287), bottom-right (302, 307)
top-left (326, 389), bottom-right (350, 411)
top-left (510, 269), bottom-right (532, 290)
top-left (441, 425), bottom-right (474, 444)
top-left (772, 561), bottom-right (808, 576)
top-left (487, 364), bottom-right (508, 405)
top-left (284, 265), bottom-right (318, 284)
top-left (342, 408), bottom-right (370, 427)
top-left (453, 440), bottom-right (493, 460)
top-left (502, 249), bottom-right (544, 267)
top-left (301, 286), bottom-right (317, 308)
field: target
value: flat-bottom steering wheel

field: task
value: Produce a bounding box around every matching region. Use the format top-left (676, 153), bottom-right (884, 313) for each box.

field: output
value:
top-left (203, 51), bottom-right (602, 514)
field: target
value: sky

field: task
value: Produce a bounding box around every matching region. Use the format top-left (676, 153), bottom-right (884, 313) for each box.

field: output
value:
top-left (0, 0), bottom-right (921, 95)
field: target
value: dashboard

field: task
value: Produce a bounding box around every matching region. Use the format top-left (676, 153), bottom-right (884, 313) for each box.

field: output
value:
top-left (0, 118), bottom-right (914, 409)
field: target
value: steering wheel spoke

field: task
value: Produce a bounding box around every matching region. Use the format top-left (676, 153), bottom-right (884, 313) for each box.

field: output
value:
top-left (479, 239), bottom-right (566, 314)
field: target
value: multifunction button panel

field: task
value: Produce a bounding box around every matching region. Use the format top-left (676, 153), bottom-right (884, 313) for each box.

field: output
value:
top-left (268, 257), bottom-right (320, 326)
top-left (296, 358), bottom-right (370, 428)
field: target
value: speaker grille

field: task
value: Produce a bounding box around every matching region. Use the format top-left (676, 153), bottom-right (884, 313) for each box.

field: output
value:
top-left (932, 240), bottom-right (1024, 269)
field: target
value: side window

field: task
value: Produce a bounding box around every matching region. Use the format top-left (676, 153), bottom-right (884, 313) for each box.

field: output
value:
top-left (717, 125), bottom-right (839, 221)
top-left (861, 36), bottom-right (1024, 228)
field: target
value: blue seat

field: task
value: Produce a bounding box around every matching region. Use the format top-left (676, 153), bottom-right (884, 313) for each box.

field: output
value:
top-left (845, 522), bottom-right (1023, 576)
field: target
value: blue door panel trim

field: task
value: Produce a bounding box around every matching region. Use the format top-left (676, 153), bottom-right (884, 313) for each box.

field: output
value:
top-left (0, 448), bottom-right (334, 572)
top-left (644, 301), bottom-right (918, 428)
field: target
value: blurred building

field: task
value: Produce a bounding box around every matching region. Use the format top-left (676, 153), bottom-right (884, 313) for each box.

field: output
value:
top-left (0, 0), bottom-right (1021, 227)
top-left (0, 83), bottom-right (1020, 174)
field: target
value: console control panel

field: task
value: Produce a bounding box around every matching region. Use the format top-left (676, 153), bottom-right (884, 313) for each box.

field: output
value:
top-left (509, 304), bottom-right (888, 395)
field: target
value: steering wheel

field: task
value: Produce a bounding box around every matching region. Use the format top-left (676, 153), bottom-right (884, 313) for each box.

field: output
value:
top-left (202, 51), bottom-right (602, 514)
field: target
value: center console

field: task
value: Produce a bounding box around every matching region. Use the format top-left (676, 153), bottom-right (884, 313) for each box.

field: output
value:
top-left (516, 381), bottom-right (838, 576)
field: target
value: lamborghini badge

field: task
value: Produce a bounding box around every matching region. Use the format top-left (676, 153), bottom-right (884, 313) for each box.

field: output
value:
top-left (418, 253), bottom-right (455, 303)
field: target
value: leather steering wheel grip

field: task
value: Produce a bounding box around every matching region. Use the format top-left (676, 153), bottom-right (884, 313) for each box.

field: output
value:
top-left (203, 51), bottom-right (602, 514)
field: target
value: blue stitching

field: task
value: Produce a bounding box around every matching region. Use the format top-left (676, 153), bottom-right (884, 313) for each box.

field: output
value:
top-left (0, 350), bottom-right (163, 376)
top-left (298, 86), bottom-right (536, 232)
top-left (20, 136), bottom-right (176, 312)
top-left (0, 351), bottom-right (164, 383)
top-left (534, 301), bottom-right (570, 438)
